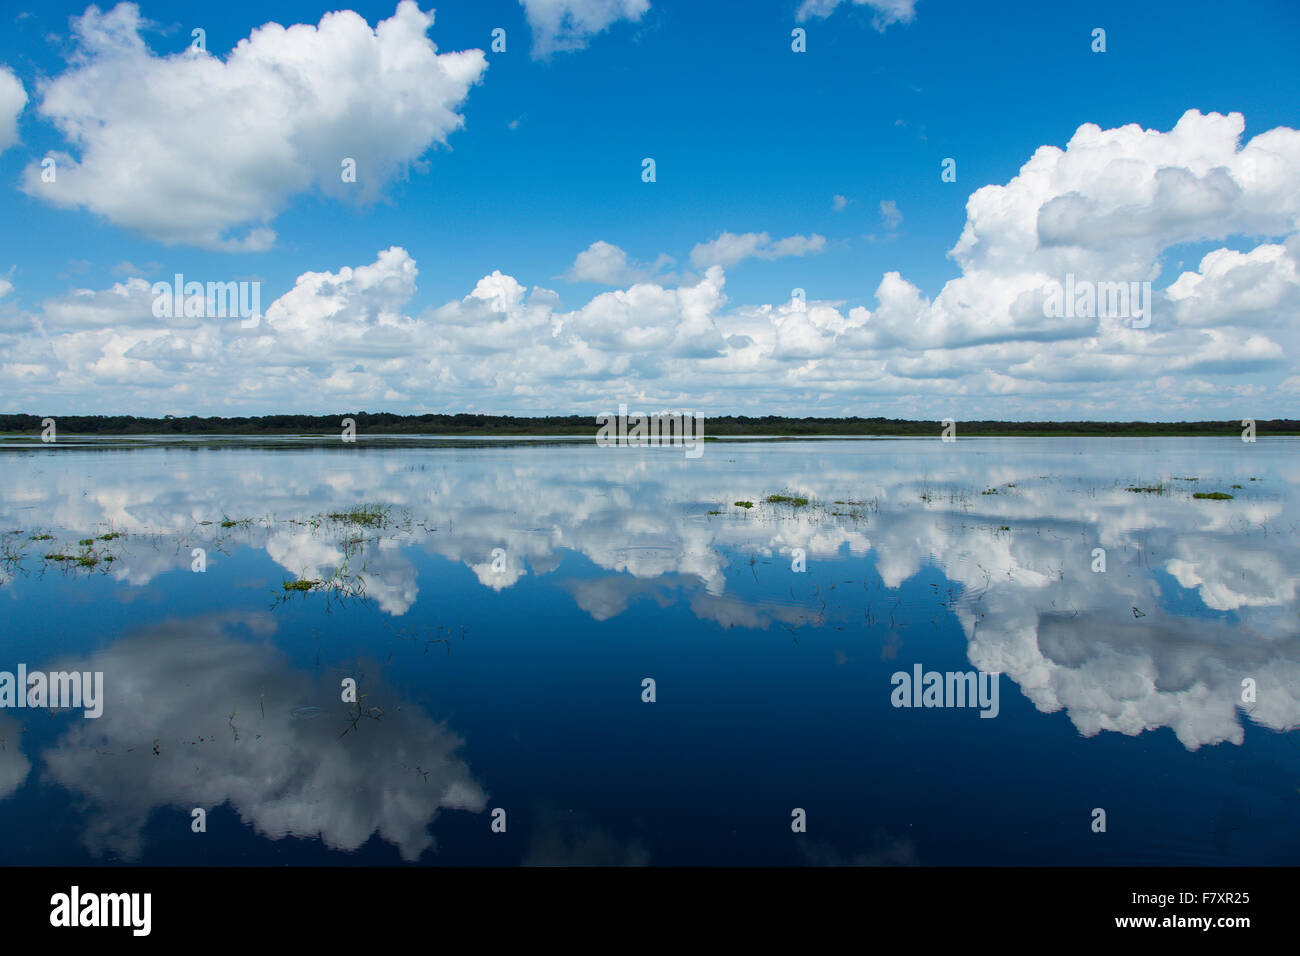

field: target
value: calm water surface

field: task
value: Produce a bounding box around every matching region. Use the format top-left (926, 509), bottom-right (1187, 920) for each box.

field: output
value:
top-left (0, 436), bottom-right (1296, 865)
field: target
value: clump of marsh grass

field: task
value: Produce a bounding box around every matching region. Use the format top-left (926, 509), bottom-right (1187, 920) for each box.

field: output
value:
top-left (765, 494), bottom-right (810, 507)
top-left (325, 504), bottom-right (390, 528)
top-left (44, 550), bottom-right (102, 569)
top-left (273, 557), bottom-right (373, 612)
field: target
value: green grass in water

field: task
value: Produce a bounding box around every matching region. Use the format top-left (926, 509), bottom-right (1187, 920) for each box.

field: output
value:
top-left (326, 505), bottom-right (389, 527)
top-left (765, 494), bottom-right (809, 506)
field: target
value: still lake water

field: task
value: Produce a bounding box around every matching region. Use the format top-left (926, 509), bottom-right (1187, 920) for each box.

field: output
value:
top-left (0, 436), bottom-right (1297, 866)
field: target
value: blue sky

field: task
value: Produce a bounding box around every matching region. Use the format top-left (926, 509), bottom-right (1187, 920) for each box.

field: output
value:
top-left (0, 0), bottom-right (1297, 418)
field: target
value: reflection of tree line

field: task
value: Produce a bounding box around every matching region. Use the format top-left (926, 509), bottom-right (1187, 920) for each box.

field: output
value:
top-left (3, 412), bottom-right (1299, 436)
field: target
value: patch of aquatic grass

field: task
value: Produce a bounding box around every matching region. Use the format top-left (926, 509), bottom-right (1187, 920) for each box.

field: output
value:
top-left (733, 500), bottom-right (753, 509)
top-left (1126, 485), bottom-right (1166, 494)
top-left (980, 488), bottom-right (998, 495)
top-left (78, 538), bottom-right (94, 546)
top-left (29, 533), bottom-right (52, 541)
top-left (273, 559), bottom-right (372, 610)
top-left (99, 532), bottom-right (122, 541)
top-left (1192, 491), bottom-right (1234, 500)
top-left (765, 494), bottom-right (810, 507)
top-left (45, 551), bottom-right (99, 567)
top-left (326, 504), bottom-right (390, 527)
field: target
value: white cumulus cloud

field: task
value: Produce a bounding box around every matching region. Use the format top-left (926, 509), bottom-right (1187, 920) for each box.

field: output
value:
top-left (566, 240), bottom-right (673, 285)
top-left (21, 2), bottom-right (487, 251)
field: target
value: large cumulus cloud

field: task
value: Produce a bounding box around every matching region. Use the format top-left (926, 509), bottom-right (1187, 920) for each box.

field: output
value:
top-left (20, 2), bottom-right (486, 250)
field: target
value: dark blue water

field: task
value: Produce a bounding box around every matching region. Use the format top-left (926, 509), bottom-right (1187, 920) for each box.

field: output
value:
top-left (0, 436), bottom-right (1296, 865)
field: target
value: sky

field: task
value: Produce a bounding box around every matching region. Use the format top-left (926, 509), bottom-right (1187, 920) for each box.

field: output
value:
top-left (0, 0), bottom-right (1297, 420)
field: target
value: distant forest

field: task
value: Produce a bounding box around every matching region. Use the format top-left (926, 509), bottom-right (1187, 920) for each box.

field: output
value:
top-left (2, 413), bottom-right (1297, 437)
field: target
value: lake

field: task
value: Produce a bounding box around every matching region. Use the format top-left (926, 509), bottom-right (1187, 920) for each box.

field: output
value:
top-left (0, 436), bottom-right (1296, 866)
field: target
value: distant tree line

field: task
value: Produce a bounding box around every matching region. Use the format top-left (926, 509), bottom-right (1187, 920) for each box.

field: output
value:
top-left (1, 413), bottom-right (1296, 437)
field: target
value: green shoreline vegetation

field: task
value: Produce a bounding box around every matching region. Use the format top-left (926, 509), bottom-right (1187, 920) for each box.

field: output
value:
top-left (1, 413), bottom-right (1297, 439)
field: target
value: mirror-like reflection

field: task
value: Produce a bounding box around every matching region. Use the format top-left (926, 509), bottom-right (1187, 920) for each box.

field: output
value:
top-left (0, 437), bottom-right (1297, 864)
top-left (41, 613), bottom-right (485, 861)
